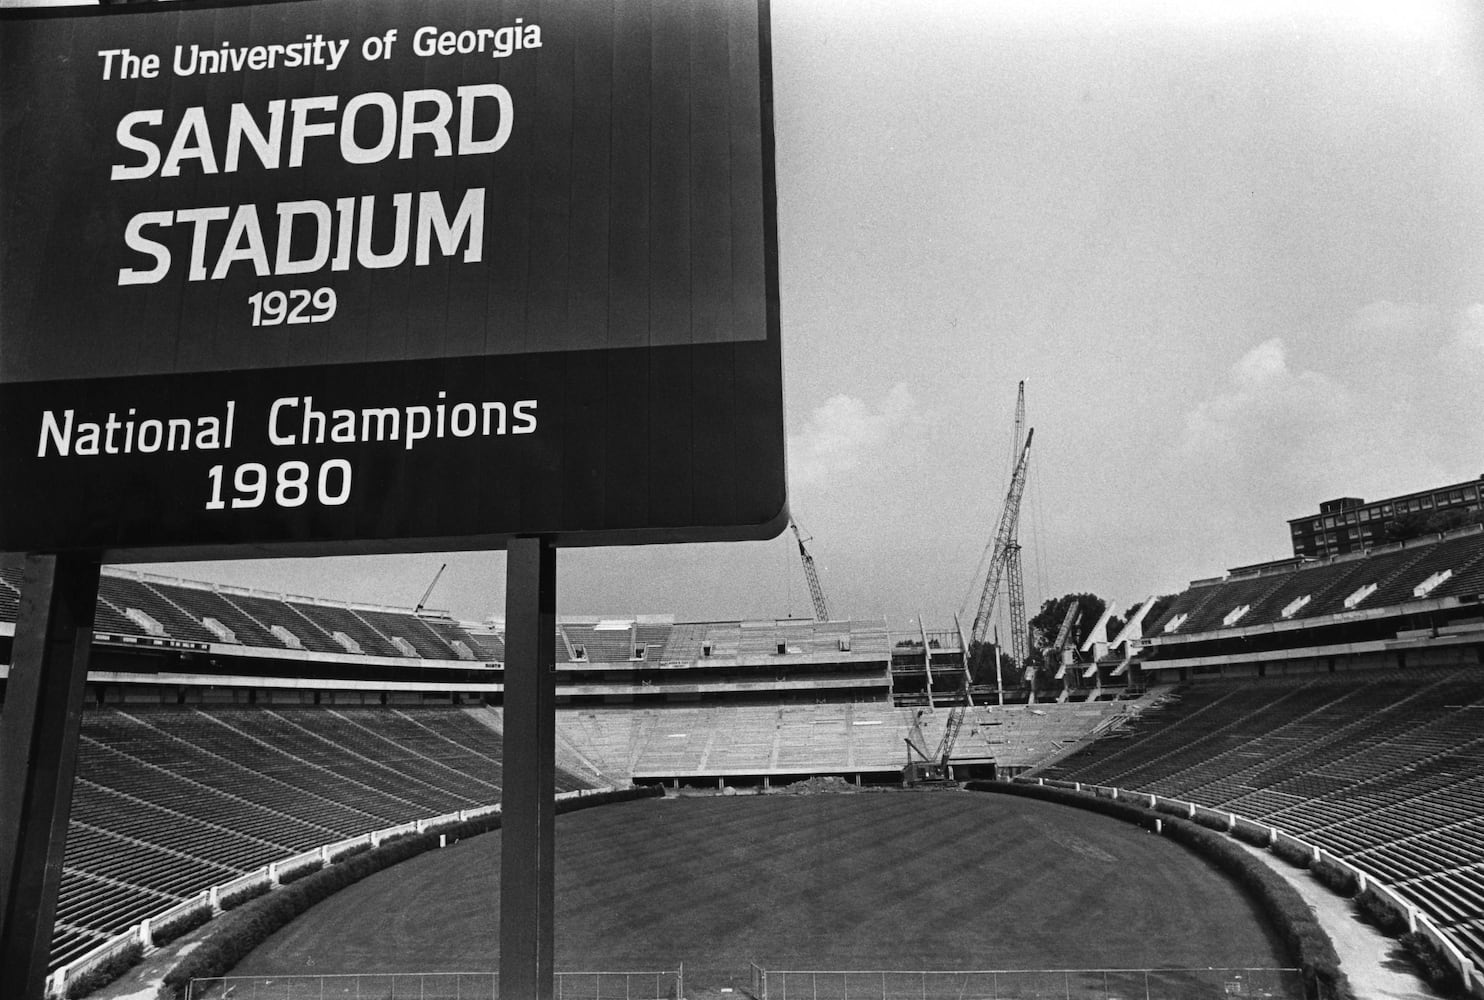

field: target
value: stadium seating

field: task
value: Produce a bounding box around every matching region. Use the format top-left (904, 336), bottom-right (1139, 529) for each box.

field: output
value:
top-left (55, 570), bottom-right (493, 662)
top-left (1043, 670), bottom-right (1484, 977)
top-left (42, 706), bottom-right (596, 970)
top-left (1149, 527), bottom-right (1484, 637)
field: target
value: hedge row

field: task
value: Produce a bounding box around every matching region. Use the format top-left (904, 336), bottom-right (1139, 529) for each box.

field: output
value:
top-left (1270, 836), bottom-right (1316, 870)
top-left (1354, 887), bottom-right (1407, 936)
top-left (965, 781), bottom-right (1352, 1000)
top-left (218, 880), bottom-right (271, 910)
top-left (1350, 889), bottom-right (1470, 996)
top-left (1310, 858), bottom-right (1358, 898)
top-left (1192, 809), bottom-right (1234, 833)
top-left (157, 787), bottom-right (662, 999)
top-left (150, 906), bottom-right (213, 948)
top-left (65, 942), bottom-right (142, 1000)
top-left (1399, 931), bottom-right (1468, 996)
top-left (1232, 818), bottom-right (1276, 848)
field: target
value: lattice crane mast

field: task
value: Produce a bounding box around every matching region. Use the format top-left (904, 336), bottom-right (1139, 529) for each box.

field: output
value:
top-left (968, 422), bottom-right (1034, 678)
top-left (935, 704), bottom-right (968, 766)
top-left (790, 519), bottom-right (831, 622)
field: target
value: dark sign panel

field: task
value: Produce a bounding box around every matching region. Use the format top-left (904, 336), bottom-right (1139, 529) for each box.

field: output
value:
top-left (0, 0), bottom-right (786, 558)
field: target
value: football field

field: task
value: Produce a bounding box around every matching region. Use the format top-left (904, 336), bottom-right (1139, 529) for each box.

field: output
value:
top-left (229, 792), bottom-right (1291, 992)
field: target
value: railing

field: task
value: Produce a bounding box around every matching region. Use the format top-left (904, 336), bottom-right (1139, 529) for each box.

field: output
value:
top-left (186, 970), bottom-right (684, 1000)
top-left (746, 965), bottom-right (1304, 1000)
top-left (1023, 777), bottom-right (1484, 998)
top-left (47, 790), bottom-right (617, 999)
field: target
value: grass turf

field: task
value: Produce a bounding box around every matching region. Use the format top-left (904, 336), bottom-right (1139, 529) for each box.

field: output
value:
top-left (229, 791), bottom-right (1291, 989)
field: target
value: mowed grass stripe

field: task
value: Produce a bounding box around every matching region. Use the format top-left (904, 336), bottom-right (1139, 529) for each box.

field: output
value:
top-left (232, 793), bottom-right (1290, 989)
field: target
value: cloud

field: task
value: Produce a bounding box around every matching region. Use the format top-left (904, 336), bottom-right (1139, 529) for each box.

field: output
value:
top-left (788, 383), bottom-right (922, 488)
top-left (1179, 337), bottom-right (1348, 459)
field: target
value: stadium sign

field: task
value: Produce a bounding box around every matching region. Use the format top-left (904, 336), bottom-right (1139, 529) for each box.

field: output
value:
top-left (0, 0), bottom-right (786, 559)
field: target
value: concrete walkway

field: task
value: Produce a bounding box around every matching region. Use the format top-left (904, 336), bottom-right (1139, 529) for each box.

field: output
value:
top-left (1233, 840), bottom-right (1447, 1000)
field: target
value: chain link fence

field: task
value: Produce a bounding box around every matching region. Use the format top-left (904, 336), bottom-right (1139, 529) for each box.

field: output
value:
top-left (187, 970), bottom-right (683, 1000)
top-left (746, 966), bottom-right (1306, 1000)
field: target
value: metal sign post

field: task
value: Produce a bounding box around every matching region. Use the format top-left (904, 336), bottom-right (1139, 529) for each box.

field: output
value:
top-left (499, 538), bottom-right (557, 1000)
top-left (0, 555), bottom-right (100, 1000)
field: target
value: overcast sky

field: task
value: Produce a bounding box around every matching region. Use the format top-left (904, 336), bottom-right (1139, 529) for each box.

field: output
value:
top-left (93, 0), bottom-right (1484, 632)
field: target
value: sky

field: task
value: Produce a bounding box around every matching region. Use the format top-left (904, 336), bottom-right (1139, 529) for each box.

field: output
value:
top-left (14, 0), bottom-right (1484, 634)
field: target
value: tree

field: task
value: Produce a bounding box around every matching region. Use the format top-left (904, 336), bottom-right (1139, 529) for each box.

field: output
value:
top-left (1385, 507), bottom-right (1483, 543)
top-left (966, 639), bottom-right (1020, 687)
top-left (1028, 592), bottom-right (1109, 655)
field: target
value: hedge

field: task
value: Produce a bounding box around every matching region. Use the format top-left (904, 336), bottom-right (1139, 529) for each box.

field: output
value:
top-left (967, 781), bottom-right (1353, 1000)
top-left (1192, 810), bottom-right (1234, 833)
top-left (1353, 887), bottom-right (1407, 936)
top-left (1269, 836), bottom-right (1315, 870)
top-left (219, 880), bottom-right (272, 911)
top-left (1399, 931), bottom-right (1467, 996)
top-left (327, 840), bottom-right (373, 863)
top-left (276, 858), bottom-right (324, 886)
top-left (1310, 858), bottom-right (1359, 898)
top-left (150, 904), bottom-right (214, 947)
top-left (66, 942), bottom-right (142, 1000)
top-left (1231, 818), bottom-right (1276, 848)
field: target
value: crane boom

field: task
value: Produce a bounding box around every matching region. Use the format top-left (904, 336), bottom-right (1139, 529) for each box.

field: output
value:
top-left (969, 426), bottom-right (1034, 650)
top-left (935, 704), bottom-right (966, 765)
top-left (790, 520), bottom-right (831, 622)
top-left (414, 563), bottom-right (447, 615)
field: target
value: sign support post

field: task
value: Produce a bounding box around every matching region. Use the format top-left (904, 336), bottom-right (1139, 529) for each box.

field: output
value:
top-left (499, 537), bottom-right (556, 1000)
top-left (0, 554), bottom-right (100, 1000)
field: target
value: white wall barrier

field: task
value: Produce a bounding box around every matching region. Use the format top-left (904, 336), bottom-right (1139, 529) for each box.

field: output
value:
top-left (45, 793), bottom-right (638, 999)
top-left (1018, 777), bottom-right (1483, 998)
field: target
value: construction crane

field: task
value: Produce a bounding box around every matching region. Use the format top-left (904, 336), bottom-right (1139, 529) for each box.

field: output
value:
top-left (789, 519), bottom-right (831, 622)
top-left (413, 563), bottom-right (447, 615)
top-left (967, 382), bottom-right (1033, 690)
top-left (903, 709), bottom-right (950, 784)
top-left (904, 702), bottom-right (971, 785)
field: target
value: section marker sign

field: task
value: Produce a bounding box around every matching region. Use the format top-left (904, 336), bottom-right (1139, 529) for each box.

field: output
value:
top-left (0, 0), bottom-right (786, 559)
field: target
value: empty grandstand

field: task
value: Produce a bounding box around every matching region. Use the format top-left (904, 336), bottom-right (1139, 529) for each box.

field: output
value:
top-left (8, 523), bottom-right (1484, 992)
top-left (0, 563), bottom-right (1140, 985)
top-left (1034, 524), bottom-right (1484, 983)
top-left (1127, 523), bottom-right (1484, 681)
